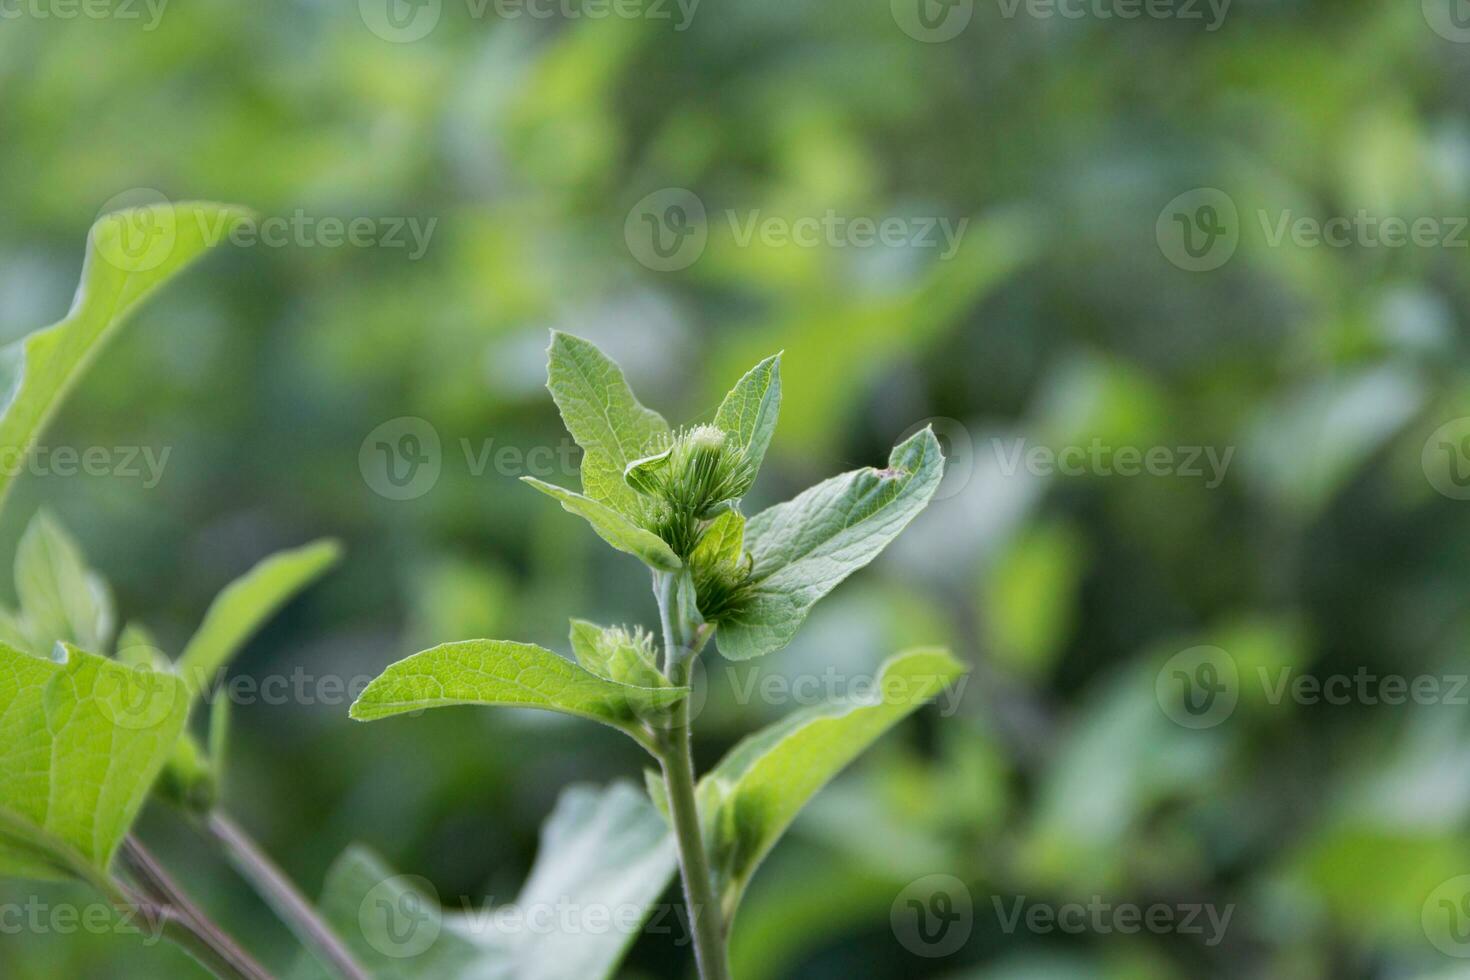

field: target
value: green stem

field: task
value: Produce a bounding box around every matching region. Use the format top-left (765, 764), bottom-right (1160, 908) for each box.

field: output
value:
top-left (120, 837), bottom-right (273, 980)
top-left (203, 811), bottom-right (369, 980)
top-left (654, 572), bottom-right (731, 980)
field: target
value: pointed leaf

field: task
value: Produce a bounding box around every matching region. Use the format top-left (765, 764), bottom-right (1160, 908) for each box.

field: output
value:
top-left (0, 203), bottom-right (251, 512)
top-left (715, 428), bottom-right (945, 660)
top-left (713, 353), bottom-right (781, 485)
top-left (699, 648), bottom-right (966, 919)
top-left (13, 510), bottom-right (114, 656)
top-left (290, 782), bottom-right (677, 980)
top-left (349, 640), bottom-right (687, 748)
top-left (545, 332), bottom-right (669, 517)
top-left (0, 643), bottom-right (189, 880)
top-left (521, 477), bottom-right (681, 571)
top-left (177, 539), bottom-right (341, 696)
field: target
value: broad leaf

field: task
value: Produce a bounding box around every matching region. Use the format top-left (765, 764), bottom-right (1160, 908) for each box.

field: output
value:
top-left (350, 640), bottom-right (687, 748)
top-left (12, 510), bottom-right (114, 656)
top-left (290, 782), bottom-right (677, 980)
top-left (696, 648), bottom-right (966, 919)
top-left (715, 428), bottom-right (945, 660)
top-left (177, 539), bottom-right (341, 695)
top-left (545, 332), bottom-right (669, 518)
top-left (0, 203), bottom-right (251, 512)
top-left (0, 643), bottom-right (190, 881)
top-left (713, 354), bottom-right (781, 486)
top-left (567, 620), bottom-right (666, 690)
top-left (521, 477), bottom-right (680, 571)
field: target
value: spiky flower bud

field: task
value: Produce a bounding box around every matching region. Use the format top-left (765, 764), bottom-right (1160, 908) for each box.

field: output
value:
top-left (625, 425), bottom-right (756, 555)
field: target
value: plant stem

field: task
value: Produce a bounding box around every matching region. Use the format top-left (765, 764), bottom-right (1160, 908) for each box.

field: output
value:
top-left (654, 572), bottom-right (731, 980)
top-left (121, 836), bottom-right (273, 980)
top-left (204, 810), bottom-right (370, 980)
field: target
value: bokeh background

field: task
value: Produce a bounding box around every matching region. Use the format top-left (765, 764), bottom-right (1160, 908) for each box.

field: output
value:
top-left (5, 1), bottom-right (1470, 977)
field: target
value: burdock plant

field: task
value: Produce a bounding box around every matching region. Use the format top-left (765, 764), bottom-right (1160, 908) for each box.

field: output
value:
top-left (352, 333), bottom-right (965, 979)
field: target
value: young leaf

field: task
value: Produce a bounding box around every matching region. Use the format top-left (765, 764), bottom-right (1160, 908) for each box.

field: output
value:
top-left (0, 643), bottom-right (190, 881)
top-left (290, 782), bottom-right (677, 980)
top-left (698, 648), bottom-right (966, 920)
top-left (349, 640), bottom-right (687, 748)
top-left (0, 203), bottom-right (252, 512)
top-left (521, 477), bottom-right (681, 571)
top-left (691, 510), bottom-right (745, 569)
top-left (12, 510), bottom-right (114, 657)
top-left (545, 332), bottom-right (670, 518)
top-left (715, 428), bottom-right (945, 660)
top-left (713, 354), bottom-right (782, 487)
top-left (568, 620), bottom-right (666, 690)
top-left (176, 539), bottom-right (341, 696)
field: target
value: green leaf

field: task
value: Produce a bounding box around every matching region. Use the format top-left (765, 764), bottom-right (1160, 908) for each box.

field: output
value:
top-left (713, 353), bottom-right (781, 485)
top-left (0, 643), bottom-right (190, 881)
top-left (12, 510), bottom-right (114, 657)
top-left (697, 648), bottom-right (966, 920)
top-left (545, 331), bottom-right (669, 518)
top-left (521, 477), bottom-right (681, 571)
top-left (714, 428), bottom-right (945, 660)
top-left (568, 620), bottom-right (666, 690)
top-left (691, 510), bottom-right (745, 569)
top-left (0, 203), bottom-right (251, 512)
top-left (349, 640), bottom-right (687, 748)
top-left (290, 782), bottom-right (677, 980)
top-left (176, 539), bottom-right (341, 696)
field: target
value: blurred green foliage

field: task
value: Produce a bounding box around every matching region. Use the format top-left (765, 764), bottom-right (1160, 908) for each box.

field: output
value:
top-left (4, 1), bottom-right (1470, 978)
